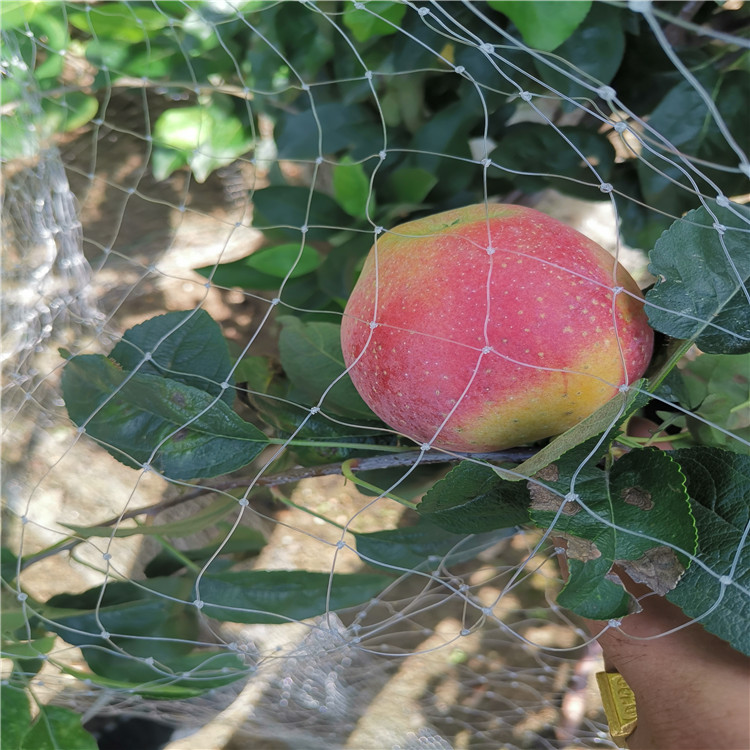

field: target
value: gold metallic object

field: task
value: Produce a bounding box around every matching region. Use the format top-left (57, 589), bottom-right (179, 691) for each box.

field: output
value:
top-left (596, 670), bottom-right (638, 748)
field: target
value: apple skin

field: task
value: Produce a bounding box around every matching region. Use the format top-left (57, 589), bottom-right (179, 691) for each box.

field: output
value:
top-left (340, 203), bottom-right (654, 452)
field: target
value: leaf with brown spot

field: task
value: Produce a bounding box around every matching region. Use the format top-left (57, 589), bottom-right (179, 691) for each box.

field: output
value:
top-left (616, 546), bottom-right (685, 595)
top-left (532, 448), bottom-right (696, 620)
top-left (620, 485), bottom-right (653, 510)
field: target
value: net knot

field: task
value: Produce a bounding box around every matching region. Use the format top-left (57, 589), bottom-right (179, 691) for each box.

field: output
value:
top-left (519, 91), bottom-right (533, 102)
top-left (716, 194), bottom-right (730, 207)
top-left (713, 222), bottom-right (727, 234)
top-left (607, 618), bottom-right (622, 628)
top-left (597, 85), bottom-right (617, 101)
top-left (420, 442), bottom-right (432, 452)
top-left (418, 6), bottom-right (430, 16)
top-left (598, 182), bottom-right (613, 194)
top-left (564, 492), bottom-right (580, 505)
top-left (613, 121), bottom-right (628, 134)
top-left (309, 405), bottom-right (321, 414)
top-left (719, 574), bottom-right (733, 587)
top-left (454, 65), bottom-right (466, 75)
top-left (193, 599), bottom-right (205, 610)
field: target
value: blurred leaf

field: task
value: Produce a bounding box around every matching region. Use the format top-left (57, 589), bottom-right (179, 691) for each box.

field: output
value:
top-left (317, 234), bottom-right (372, 301)
top-left (41, 93), bottom-right (98, 134)
top-left (63, 498), bottom-right (238, 539)
top-left (152, 100), bottom-right (253, 182)
top-left (534, 3), bottom-right (625, 108)
top-left (80, 647), bottom-right (247, 695)
top-left (1, 547), bottom-right (19, 584)
top-left (278, 316), bottom-right (376, 419)
top-left (144, 524), bottom-right (267, 577)
top-left (418, 462), bottom-right (531, 533)
top-left (62, 355), bottom-right (268, 480)
top-left (384, 167), bottom-right (438, 204)
top-left (491, 124), bottom-right (615, 199)
top-left (333, 158), bottom-right (374, 219)
top-left (251, 185), bottom-right (349, 242)
top-left (489, 1), bottom-right (592, 52)
top-left (246, 243), bottom-right (322, 278)
top-left (534, 449), bottom-right (696, 620)
top-left (1, 684), bottom-right (30, 750)
top-left (197, 570), bottom-right (392, 624)
top-left (678, 353), bottom-right (750, 450)
top-left (1, 635), bottom-right (56, 660)
top-left (69, 4), bottom-right (168, 41)
top-left (343, 0), bottom-right (407, 42)
top-left (21, 704), bottom-right (97, 750)
top-left (355, 518), bottom-right (515, 572)
top-left (44, 578), bottom-right (197, 657)
top-left (667, 448), bottom-right (750, 655)
top-left (110, 310), bottom-right (235, 406)
top-left (275, 102), bottom-right (378, 161)
top-left (646, 202), bottom-right (750, 354)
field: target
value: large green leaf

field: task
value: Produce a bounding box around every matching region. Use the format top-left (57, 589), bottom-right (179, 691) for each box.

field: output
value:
top-left (646, 202), bottom-right (750, 354)
top-left (667, 448), bottom-right (750, 655)
top-left (417, 462), bottom-right (531, 533)
top-left (489, 1), bottom-right (592, 52)
top-left (62, 355), bottom-right (268, 479)
top-left (1, 684), bottom-right (30, 750)
top-left (197, 570), bottom-right (392, 624)
top-left (534, 2), bottom-right (625, 108)
top-left (490, 124), bottom-right (615, 199)
top-left (251, 185), bottom-right (349, 242)
top-left (342, 0), bottom-right (407, 42)
top-left (110, 310), bottom-right (236, 406)
top-left (533, 449), bottom-right (696, 620)
top-left (278, 316), bottom-right (376, 419)
top-left (21, 705), bottom-right (98, 750)
top-left (44, 579), bottom-right (198, 656)
top-left (354, 518), bottom-right (515, 572)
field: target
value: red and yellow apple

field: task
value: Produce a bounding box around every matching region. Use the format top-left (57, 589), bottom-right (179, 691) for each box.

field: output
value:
top-left (340, 203), bottom-right (654, 452)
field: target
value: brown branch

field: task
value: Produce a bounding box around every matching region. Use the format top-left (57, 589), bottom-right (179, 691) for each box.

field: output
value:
top-left (19, 448), bottom-right (534, 570)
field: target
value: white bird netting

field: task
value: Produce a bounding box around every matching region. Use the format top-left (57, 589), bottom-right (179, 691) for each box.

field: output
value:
top-left (2, 2), bottom-right (748, 749)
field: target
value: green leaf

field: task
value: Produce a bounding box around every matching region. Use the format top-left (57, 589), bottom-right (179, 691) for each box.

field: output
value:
top-left (2, 635), bottom-right (56, 660)
top-left (69, 4), bottom-right (168, 41)
top-left (489, 1), bottom-right (592, 52)
top-left (557, 557), bottom-right (630, 618)
top-left (646, 201), bottom-right (750, 354)
top-left (80, 647), bottom-right (247, 695)
top-left (197, 570), bottom-right (392, 624)
top-left (278, 316), bottom-right (376, 419)
top-left (679, 353), bottom-right (750, 450)
top-left (534, 449), bottom-right (696, 620)
top-left (1, 546), bottom-right (19, 584)
top-left (354, 518), bottom-right (515, 573)
top-left (333, 158), bottom-right (374, 219)
top-left (21, 704), bottom-right (97, 750)
top-left (245, 243), bottom-right (322, 279)
top-left (62, 498), bottom-right (238, 539)
top-left (275, 102), bottom-right (379, 161)
top-left (534, 3), bottom-right (625, 108)
top-left (418, 462), bottom-right (531, 533)
top-left (383, 167), bottom-right (438, 205)
top-left (44, 578), bottom-right (197, 656)
top-left (251, 185), bottom-right (349, 242)
top-left (343, 0), bottom-right (407, 42)
top-left (152, 101), bottom-right (253, 182)
top-left (62, 355), bottom-right (268, 479)
top-left (143, 524), bottom-right (266, 577)
top-left (490, 124), bottom-right (615, 199)
top-left (109, 310), bottom-right (236, 406)
top-left (40, 93), bottom-right (99, 135)
top-left (1, 684), bottom-right (30, 750)
top-left (667, 448), bottom-right (750, 655)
